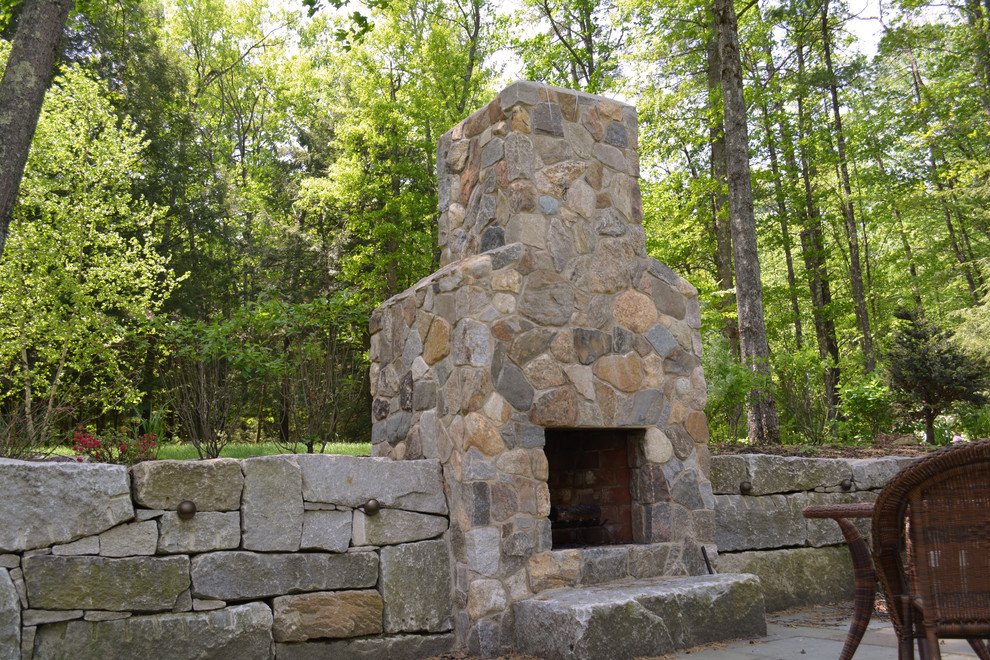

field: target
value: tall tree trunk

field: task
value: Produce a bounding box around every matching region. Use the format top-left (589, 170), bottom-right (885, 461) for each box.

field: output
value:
top-left (0, 0), bottom-right (74, 261)
top-left (794, 36), bottom-right (841, 421)
top-left (872, 152), bottom-right (925, 315)
top-left (706, 32), bottom-right (739, 355)
top-left (822, 0), bottom-right (875, 372)
top-left (714, 0), bottom-right (780, 444)
top-left (758, 93), bottom-right (803, 349)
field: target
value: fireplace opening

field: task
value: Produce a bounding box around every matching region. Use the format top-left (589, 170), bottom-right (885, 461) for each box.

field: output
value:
top-left (544, 428), bottom-right (637, 548)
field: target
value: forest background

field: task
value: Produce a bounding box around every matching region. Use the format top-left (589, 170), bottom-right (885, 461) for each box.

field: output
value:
top-left (2, 0), bottom-right (989, 459)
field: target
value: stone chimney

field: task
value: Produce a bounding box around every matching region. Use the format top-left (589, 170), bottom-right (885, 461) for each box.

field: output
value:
top-left (368, 81), bottom-right (714, 655)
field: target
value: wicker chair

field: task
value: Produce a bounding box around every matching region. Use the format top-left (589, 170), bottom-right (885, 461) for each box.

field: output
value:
top-left (872, 439), bottom-right (990, 660)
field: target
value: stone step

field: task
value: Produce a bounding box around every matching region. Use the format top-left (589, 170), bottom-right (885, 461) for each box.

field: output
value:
top-left (512, 573), bottom-right (766, 660)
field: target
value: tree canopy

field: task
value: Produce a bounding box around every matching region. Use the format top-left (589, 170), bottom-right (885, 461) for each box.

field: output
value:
top-left (2, 0), bottom-right (989, 449)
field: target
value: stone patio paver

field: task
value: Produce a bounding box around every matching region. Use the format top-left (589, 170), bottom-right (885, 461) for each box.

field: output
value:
top-left (659, 604), bottom-right (980, 659)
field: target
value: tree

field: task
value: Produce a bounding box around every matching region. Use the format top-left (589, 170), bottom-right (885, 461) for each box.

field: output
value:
top-left (714, 0), bottom-right (781, 443)
top-left (0, 61), bottom-right (178, 443)
top-left (886, 310), bottom-right (989, 444)
top-left (0, 0), bottom-right (74, 261)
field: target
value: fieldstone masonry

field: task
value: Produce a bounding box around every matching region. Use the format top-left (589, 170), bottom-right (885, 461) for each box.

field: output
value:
top-left (369, 81), bottom-right (715, 654)
top-left (0, 456), bottom-right (454, 660)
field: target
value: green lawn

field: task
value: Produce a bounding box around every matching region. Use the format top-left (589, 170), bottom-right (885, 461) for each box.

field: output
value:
top-left (157, 441), bottom-right (372, 460)
top-left (52, 441), bottom-right (372, 461)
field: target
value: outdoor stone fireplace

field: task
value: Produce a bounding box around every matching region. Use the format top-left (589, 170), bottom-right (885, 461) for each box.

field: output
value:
top-left (369, 81), bottom-right (714, 655)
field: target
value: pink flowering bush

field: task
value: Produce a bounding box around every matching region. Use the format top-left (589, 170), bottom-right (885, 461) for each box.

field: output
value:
top-left (71, 427), bottom-right (158, 465)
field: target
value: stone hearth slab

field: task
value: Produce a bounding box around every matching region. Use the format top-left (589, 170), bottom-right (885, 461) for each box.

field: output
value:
top-left (512, 573), bottom-right (765, 660)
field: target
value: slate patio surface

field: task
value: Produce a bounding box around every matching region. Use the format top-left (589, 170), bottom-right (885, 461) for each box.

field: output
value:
top-left (428, 603), bottom-right (982, 659)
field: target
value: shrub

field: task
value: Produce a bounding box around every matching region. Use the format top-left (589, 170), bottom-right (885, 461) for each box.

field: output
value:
top-left (71, 426), bottom-right (158, 465)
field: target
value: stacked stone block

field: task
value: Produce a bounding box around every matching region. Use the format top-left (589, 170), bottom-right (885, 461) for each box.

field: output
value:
top-left (369, 81), bottom-right (714, 655)
top-left (0, 456), bottom-right (454, 660)
top-left (711, 454), bottom-right (918, 611)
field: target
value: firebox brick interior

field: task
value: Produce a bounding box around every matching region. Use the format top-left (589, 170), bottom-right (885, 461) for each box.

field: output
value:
top-left (369, 81), bottom-right (715, 654)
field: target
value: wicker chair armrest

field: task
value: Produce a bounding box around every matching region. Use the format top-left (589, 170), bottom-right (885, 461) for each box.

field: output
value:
top-left (802, 502), bottom-right (875, 520)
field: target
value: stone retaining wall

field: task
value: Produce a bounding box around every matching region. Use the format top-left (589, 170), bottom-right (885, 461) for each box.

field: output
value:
top-left (710, 454), bottom-right (916, 612)
top-left (0, 456), bottom-right (454, 660)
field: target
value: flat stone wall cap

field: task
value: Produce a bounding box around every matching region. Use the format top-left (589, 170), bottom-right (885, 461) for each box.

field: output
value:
top-left (717, 455), bottom-right (853, 496)
top-left (130, 458), bottom-right (244, 511)
top-left (275, 632), bottom-right (455, 660)
top-left (0, 459), bottom-right (132, 552)
top-left (298, 455), bottom-right (447, 514)
top-left (31, 602), bottom-right (274, 660)
top-left (241, 455), bottom-right (304, 552)
top-left (23, 555), bottom-right (190, 612)
top-left (850, 456), bottom-right (918, 490)
top-left (191, 551), bottom-right (379, 600)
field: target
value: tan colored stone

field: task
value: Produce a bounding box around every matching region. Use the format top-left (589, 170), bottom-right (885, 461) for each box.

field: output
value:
top-left (506, 213), bottom-right (547, 249)
top-left (511, 106), bottom-right (531, 133)
top-left (272, 590), bottom-right (383, 642)
top-left (496, 449), bottom-right (533, 477)
top-left (565, 178), bottom-right (597, 219)
top-left (492, 293), bottom-right (516, 314)
top-left (531, 450), bottom-right (549, 482)
top-left (643, 354), bottom-right (663, 388)
top-left (529, 387), bottom-right (578, 426)
top-left (564, 364), bottom-right (595, 400)
top-left (482, 392), bottom-right (512, 425)
top-left (460, 368), bottom-right (492, 413)
top-left (613, 289), bottom-right (658, 333)
top-left (686, 411), bottom-right (710, 443)
top-left (536, 482), bottom-right (551, 517)
top-left (523, 354), bottom-right (567, 389)
top-left (593, 354), bottom-right (644, 392)
top-left (423, 318), bottom-right (451, 365)
top-left (594, 381), bottom-right (620, 426)
top-left (464, 412), bottom-right (505, 456)
top-left (468, 579), bottom-right (507, 620)
top-left (527, 551), bottom-right (580, 593)
top-left (492, 269), bottom-right (522, 293)
top-left (643, 427), bottom-right (674, 464)
top-left (668, 400), bottom-right (687, 425)
top-left (589, 238), bottom-right (634, 293)
top-left (448, 203), bottom-right (466, 228)
top-left (550, 329), bottom-right (578, 363)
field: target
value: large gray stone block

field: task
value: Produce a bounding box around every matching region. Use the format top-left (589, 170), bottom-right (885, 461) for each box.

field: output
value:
top-left (850, 456), bottom-right (916, 490)
top-left (0, 459), bottom-right (132, 552)
top-left (300, 511), bottom-right (352, 552)
top-left (298, 455), bottom-right (447, 514)
top-left (718, 455), bottom-right (853, 496)
top-left (191, 551), bottom-right (378, 600)
top-left (32, 602), bottom-right (273, 660)
top-left (716, 546), bottom-right (854, 612)
top-left (242, 455), bottom-right (304, 551)
top-left (130, 458), bottom-right (243, 511)
top-left (513, 574), bottom-right (765, 660)
top-left (352, 509), bottom-right (448, 546)
top-left (715, 493), bottom-right (807, 552)
top-left (276, 633), bottom-right (455, 660)
top-left (157, 511), bottom-right (241, 554)
top-left (380, 539), bottom-right (453, 633)
top-left (804, 491), bottom-right (877, 546)
top-left (99, 521), bottom-right (158, 557)
top-left (23, 555), bottom-right (189, 612)
top-left (0, 570), bottom-right (18, 660)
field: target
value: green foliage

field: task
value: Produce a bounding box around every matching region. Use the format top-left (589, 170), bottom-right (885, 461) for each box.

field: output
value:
top-left (0, 62), bottom-right (178, 446)
top-left (702, 334), bottom-right (752, 442)
top-left (834, 376), bottom-right (897, 443)
top-left (956, 402), bottom-right (990, 441)
top-left (885, 310), bottom-right (990, 444)
top-left (772, 347), bottom-right (832, 444)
